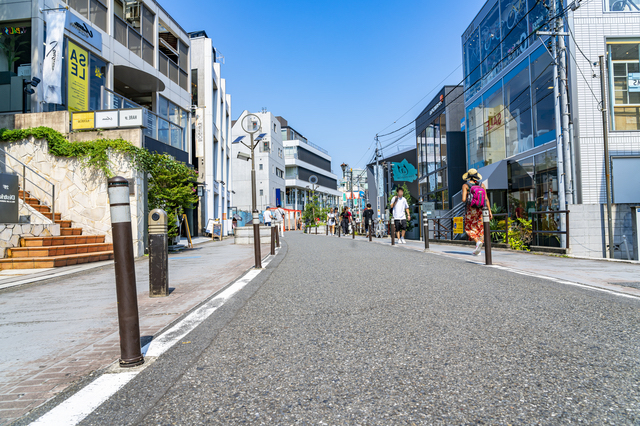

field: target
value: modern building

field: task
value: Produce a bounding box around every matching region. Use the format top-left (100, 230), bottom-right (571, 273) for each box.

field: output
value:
top-left (278, 116), bottom-right (340, 212)
top-left (366, 147), bottom-right (419, 218)
top-left (461, 0), bottom-right (640, 258)
top-left (0, 0), bottom-right (192, 162)
top-left (231, 110), bottom-right (286, 216)
top-left (414, 86), bottom-right (466, 211)
top-left (189, 30), bottom-right (233, 236)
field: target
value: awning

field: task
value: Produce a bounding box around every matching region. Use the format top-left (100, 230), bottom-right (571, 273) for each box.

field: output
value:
top-left (478, 159), bottom-right (508, 190)
top-left (113, 65), bottom-right (165, 96)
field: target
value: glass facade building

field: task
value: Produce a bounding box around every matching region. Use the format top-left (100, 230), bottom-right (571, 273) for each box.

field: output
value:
top-left (462, 0), bottom-right (560, 215)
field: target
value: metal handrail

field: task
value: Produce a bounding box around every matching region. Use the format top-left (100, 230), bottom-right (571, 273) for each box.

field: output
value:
top-left (0, 146), bottom-right (56, 220)
top-left (530, 210), bottom-right (570, 249)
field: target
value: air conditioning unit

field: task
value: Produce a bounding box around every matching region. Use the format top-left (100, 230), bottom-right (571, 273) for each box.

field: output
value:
top-left (125, 3), bottom-right (140, 25)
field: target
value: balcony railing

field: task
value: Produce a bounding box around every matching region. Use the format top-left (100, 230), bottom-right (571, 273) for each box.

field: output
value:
top-left (100, 87), bottom-right (184, 151)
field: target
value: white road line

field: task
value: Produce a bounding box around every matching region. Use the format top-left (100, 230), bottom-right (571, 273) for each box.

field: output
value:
top-left (29, 372), bottom-right (137, 426)
top-left (29, 251), bottom-right (277, 426)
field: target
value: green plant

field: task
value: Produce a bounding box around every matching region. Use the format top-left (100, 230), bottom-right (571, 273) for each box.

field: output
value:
top-left (0, 34), bottom-right (29, 73)
top-left (0, 126), bottom-right (197, 238)
top-left (508, 217), bottom-right (533, 251)
top-left (302, 195), bottom-right (327, 225)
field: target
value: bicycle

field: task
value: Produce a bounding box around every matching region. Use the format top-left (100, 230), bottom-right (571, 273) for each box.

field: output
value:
top-left (505, 0), bottom-right (527, 30)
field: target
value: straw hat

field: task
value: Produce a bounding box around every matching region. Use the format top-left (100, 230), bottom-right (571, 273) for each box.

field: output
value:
top-left (462, 168), bottom-right (482, 181)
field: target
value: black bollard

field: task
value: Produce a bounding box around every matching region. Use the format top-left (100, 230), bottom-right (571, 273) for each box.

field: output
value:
top-left (390, 217), bottom-right (396, 246)
top-left (252, 211), bottom-right (262, 268)
top-left (148, 209), bottom-right (169, 297)
top-left (483, 207), bottom-right (492, 265)
top-left (352, 221), bottom-right (355, 239)
top-left (271, 225), bottom-right (276, 255)
top-left (369, 219), bottom-right (372, 242)
top-left (107, 176), bottom-right (144, 368)
top-left (423, 213), bottom-right (429, 250)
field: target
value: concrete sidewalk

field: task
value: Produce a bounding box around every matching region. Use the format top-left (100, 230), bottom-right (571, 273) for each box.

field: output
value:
top-left (318, 232), bottom-right (640, 298)
top-left (0, 239), bottom-right (269, 425)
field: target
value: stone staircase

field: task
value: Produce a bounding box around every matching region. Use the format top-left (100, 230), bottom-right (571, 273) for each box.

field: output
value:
top-left (0, 191), bottom-right (114, 269)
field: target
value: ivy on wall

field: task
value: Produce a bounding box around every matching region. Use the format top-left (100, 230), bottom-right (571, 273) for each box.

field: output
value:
top-left (0, 126), bottom-right (197, 238)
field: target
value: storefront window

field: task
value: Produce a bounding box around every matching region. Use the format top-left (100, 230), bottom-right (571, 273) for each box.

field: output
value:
top-left (508, 155), bottom-right (534, 216)
top-left (467, 97), bottom-right (484, 169)
top-left (434, 120), bottom-right (441, 170)
top-left (89, 55), bottom-right (106, 111)
top-left (464, 27), bottom-right (481, 100)
top-left (0, 22), bottom-right (32, 112)
top-left (534, 149), bottom-right (558, 211)
top-left (426, 125), bottom-right (436, 173)
top-left (608, 40), bottom-right (640, 131)
top-left (481, 5), bottom-right (502, 84)
top-left (504, 59), bottom-right (533, 156)
top-left (483, 82), bottom-right (506, 165)
top-left (531, 45), bottom-right (555, 145)
top-left (501, 0), bottom-right (529, 67)
top-left (528, 0), bottom-right (551, 36)
top-left (605, 0), bottom-right (640, 11)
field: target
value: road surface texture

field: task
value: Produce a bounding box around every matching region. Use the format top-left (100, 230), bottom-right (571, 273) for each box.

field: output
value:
top-left (0, 239), bottom-right (268, 426)
top-left (71, 231), bottom-right (640, 425)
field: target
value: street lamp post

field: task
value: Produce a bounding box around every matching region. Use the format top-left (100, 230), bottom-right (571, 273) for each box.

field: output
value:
top-left (237, 114), bottom-right (266, 269)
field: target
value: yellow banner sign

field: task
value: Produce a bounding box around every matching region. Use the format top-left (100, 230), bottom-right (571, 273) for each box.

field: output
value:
top-left (72, 112), bottom-right (95, 130)
top-left (68, 41), bottom-right (89, 112)
top-left (453, 216), bottom-right (464, 234)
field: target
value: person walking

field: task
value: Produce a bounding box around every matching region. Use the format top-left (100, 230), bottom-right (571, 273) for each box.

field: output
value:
top-left (363, 203), bottom-right (374, 235)
top-left (263, 206), bottom-right (272, 227)
top-left (461, 168), bottom-right (492, 255)
top-left (390, 188), bottom-right (410, 244)
top-left (273, 204), bottom-right (285, 236)
top-left (340, 206), bottom-right (352, 235)
top-left (327, 207), bottom-right (337, 236)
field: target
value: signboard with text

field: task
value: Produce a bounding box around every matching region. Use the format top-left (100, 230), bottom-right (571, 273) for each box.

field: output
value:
top-left (0, 174), bottom-right (19, 223)
top-left (628, 73), bottom-right (640, 93)
top-left (71, 112), bottom-right (95, 130)
top-left (67, 41), bottom-right (89, 112)
top-left (453, 216), bottom-right (464, 234)
top-left (118, 109), bottom-right (144, 127)
top-left (95, 110), bottom-right (119, 128)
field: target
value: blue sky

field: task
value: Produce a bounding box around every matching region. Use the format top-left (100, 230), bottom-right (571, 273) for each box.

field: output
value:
top-left (163, 0), bottom-right (486, 173)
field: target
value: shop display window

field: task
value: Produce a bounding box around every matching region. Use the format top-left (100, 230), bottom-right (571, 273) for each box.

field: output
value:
top-left (466, 97), bottom-right (484, 169)
top-left (605, 0), bottom-right (640, 12)
top-left (89, 55), bottom-right (106, 111)
top-left (528, 0), bottom-right (551, 36)
top-left (483, 81), bottom-right (506, 165)
top-left (501, 0), bottom-right (529, 68)
top-left (464, 27), bottom-right (482, 100)
top-left (530, 45), bottom-right (555, 146)
top-left (481, 5), bottom-right (502, 84)
top-left (608, 40), bottom-right (640, 131)
top-left (426, 125), bottom-right (436, 174)
top-left (0, 22), bottom-right (32, 112)
top-left (504, 59), bottom-right (533, 156)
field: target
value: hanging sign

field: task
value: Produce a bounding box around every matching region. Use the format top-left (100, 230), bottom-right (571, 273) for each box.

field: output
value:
top-left (67, 41), bottom-right (89, 111)
top-left (42, 10), bottom-right (66, 104)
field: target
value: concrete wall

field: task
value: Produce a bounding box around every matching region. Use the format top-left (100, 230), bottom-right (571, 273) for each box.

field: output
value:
top-left (569, 203), bottom-right (637, 260)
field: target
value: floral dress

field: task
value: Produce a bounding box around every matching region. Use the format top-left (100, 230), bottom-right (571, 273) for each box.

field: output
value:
top-left (465, 206), bottom-right (484, 243)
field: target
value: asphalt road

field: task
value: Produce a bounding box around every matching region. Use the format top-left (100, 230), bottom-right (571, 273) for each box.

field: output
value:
top-left (80, 232), bottom-right (640, 425)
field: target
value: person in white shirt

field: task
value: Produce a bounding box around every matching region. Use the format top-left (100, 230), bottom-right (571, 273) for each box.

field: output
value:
top-left (390, 187), bottom-right (410, 244)
top-left (263, 207), bottom-right (272, 226)
top-left (272, 204), bottom-right (285, 236)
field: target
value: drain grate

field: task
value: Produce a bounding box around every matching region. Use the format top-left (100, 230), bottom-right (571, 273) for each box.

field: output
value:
top-left (609, 282), bottom-right (640, 290)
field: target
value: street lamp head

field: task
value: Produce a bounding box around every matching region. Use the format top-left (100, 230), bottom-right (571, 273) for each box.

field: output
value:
top-left (241, 113), bottom-right (261, 134)
top-left (340, 163), bottom-right (348, 174)
top-left (237, 152), bottom-right (251, 161)
top-left (232, 136), bottom-right (246, 144)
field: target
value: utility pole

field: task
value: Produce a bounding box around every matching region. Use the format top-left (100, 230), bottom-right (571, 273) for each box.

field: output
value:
top-left (599, 56), bottom-right (615, 259)
top-left (375, 135), bottom-right (381, 220)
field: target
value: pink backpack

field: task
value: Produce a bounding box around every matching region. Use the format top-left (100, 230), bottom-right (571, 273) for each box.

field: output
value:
top-left (466, 182), bottom-right (486, 209)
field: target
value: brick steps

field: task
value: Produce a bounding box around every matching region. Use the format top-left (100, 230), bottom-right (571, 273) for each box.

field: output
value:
top-left (4, 189), bottom-right (113, 271)
top-left (21, 235), bottom-right (106, 247)
top-left (60, 227), bottom-right (83, 236)
top-left (7, 243), bottom-right (113, 258)
top-left (0, 251), bottom-right (114, 269)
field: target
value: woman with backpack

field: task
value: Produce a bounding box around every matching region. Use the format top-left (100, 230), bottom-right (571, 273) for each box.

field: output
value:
top-left (462, 168), bottom-right (492, 255)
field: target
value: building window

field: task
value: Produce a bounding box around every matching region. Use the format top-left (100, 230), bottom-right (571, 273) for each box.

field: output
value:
top-left (605, 0), bottom-right (640, 11)
top-left (259, 164), bottom-right (263, 170)
top-left (191, 69), bottom-right (198, 106)
top-left (259, 189), bottom-right (263, 196)
top-left (504, 60), bottom-right (533, 156)
top-left (67, 0), bottom-right (108, 32)
top-left (608, 40), bottom-right (640, 131)
top-left (276, 168), bottom-right (284, 178)
top-left (530, 45), bottom-right (556, 145)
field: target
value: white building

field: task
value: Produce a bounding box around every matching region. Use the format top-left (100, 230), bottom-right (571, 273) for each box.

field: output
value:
top-left (0, 0), bottom-right (192, 158)
top-left (231, 111), bottom-right (286, 216)
top-left (278, 117), bottom-right (340, 212)
top-left (190, 31), bottom-right (233, 236)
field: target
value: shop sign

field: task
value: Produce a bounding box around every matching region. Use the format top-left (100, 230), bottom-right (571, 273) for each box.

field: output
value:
top-left (195, 110), bottom-right (204, 157)
top-left (486, 112), bottom-right (502, 132)
top-left (0, 174), bottom-right (19, 224)
top-left (453, 217), bottom-right (464, 234)
top-left (460, 117), bottom-right (466, 131)
top-left (119, 109), bottom-right (144, 127)
top-left (72, 112), bottom-right (95, 130)
top-left (67, 41), bottom-right (89, 112)
top-left (2, 27), bottom-right (28, 35)
top-left (65, 10), bottom-right (102, 51)
top-left (95, 110), bottom-right (119, 128)
top-left (628, 73), bottom-right (640, 93)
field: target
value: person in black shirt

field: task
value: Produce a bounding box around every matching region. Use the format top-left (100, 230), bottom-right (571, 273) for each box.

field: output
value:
top-left (363, 203), bottom-right (374, 235)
